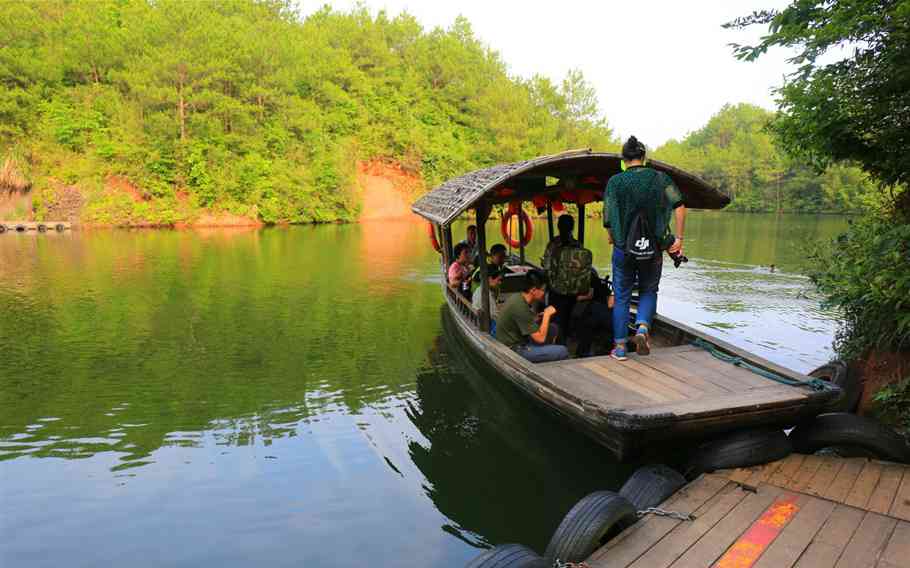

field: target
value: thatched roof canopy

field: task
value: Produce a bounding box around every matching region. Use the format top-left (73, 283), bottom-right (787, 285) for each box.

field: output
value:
top-left (412, 149), bottom-right (729, 226)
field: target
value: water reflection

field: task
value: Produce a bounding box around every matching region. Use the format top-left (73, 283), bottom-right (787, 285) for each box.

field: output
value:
top-left (0, 215), bottom-right (847, 567)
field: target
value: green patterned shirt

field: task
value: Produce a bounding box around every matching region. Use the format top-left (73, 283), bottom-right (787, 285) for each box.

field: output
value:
top-left (603, 166), bottom-right (684, 249)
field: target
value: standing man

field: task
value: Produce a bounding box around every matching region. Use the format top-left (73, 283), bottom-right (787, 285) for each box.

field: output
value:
top-left (461, 225), bottom-right (479, 267)
top-left (604, 136), bottom-right (687, 360)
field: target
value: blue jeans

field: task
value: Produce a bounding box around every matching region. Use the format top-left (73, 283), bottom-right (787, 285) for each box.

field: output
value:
top-left (514, 322), bottom-right (568, 362)
top-left (515, 342), bottom-right (569, 363)
top-left (612, 247), bottom-right (662, 344)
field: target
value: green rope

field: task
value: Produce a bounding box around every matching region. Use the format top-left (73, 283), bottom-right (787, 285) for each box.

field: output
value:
top-left (690, 338), bottom-right (834, 392)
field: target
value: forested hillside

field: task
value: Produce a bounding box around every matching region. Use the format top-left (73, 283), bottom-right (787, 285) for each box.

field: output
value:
top-left (0, 1), bottom-right (877, 225)
top-left (0, 0), bottom-right (615, 224)
top-left (654, 104), bottom-right (876, 213)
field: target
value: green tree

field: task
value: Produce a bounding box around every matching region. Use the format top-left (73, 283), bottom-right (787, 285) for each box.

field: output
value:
top-left (729, 1), bottom-right (910, 360)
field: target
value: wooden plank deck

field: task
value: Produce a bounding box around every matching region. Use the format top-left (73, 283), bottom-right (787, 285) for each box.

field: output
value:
top-left (535, 347), bottom-right (807, 416)
top-left (587, 455), bottom-right (910, 567)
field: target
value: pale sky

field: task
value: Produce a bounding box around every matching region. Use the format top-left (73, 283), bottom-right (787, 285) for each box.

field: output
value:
top-left (301, 0), bottom-right (797, 147)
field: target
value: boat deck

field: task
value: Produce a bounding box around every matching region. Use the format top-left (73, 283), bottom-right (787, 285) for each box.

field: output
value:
top-left (536, 345), bottom-right (808, 418)
top-left (588, 455), bottom-right (910, 567)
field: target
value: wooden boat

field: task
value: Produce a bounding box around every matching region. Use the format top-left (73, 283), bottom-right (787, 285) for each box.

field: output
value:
top-left (412, 149), bottom-right (841, 461)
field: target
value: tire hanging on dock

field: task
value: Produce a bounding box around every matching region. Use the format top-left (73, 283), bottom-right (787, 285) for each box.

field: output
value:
top-left (543, 491), bottom-right (637, 564)
top-left (619, 465), bottom-right (686, 511)
top-left (685, 428), bottom-right (792, 478)
top-left (809, 361), bottom-right (861, 413)
top-left (464, 544), bottom-right (548, 568)
top-left (788, 412), bottom-right (910, 464)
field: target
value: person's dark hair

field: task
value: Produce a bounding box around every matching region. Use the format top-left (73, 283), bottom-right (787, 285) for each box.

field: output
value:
top-left (524, 269), bottom-right (547, 292)
top-left (467, 225), bottom-right (477, 235)
top-left (453, 242), bottom-right (470, 259)
top-left (622, 136), bottom-right (647, 161)
top-left (490, 243), bottom-right (507, 256)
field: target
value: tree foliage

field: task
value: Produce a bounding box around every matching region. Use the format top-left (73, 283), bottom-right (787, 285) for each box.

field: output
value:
top-left (0, 0), bottom-right (617, 224)
top-left (654, 103), bottom-right (878, 212)
top-left (729, 1), bottom-right (910, 357)
top-left (726, 0), bottom-right (910, 189)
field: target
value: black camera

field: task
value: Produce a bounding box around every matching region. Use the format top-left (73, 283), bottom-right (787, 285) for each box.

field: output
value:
top-left (668, 251), bottom-right (688, 268)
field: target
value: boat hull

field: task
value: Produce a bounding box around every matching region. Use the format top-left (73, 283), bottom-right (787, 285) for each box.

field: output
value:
top-left (442, 292), bottom-right (838, 461)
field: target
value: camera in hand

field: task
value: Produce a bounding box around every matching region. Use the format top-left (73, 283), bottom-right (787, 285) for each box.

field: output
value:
top-left (668, 250), bottom-right (688, 268)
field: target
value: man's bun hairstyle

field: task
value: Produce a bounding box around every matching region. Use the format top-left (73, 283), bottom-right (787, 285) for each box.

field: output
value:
top-left (622, 136), bottom-right (647, 161)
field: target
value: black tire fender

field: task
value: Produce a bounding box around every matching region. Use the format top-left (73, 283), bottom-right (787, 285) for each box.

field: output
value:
top-left (0, 224), bottom-right (6, 234)
top-left (686, 428), bottom-right (792, 477)
top-left (544, 491), bottom-right (637, 564)
top-left (465, 544), bottom-right (547, 568)
top-left (15, 224), bottom-right (26, 232)
top-left (619, 465), bottom-right (686, 510)
top-left (37, 223), bottom-right (47, 232)
top-left (810, 361), bottom-right (861, 412)
top-left (55, 223), bottom-right (65, 232)
top-left (789, 413), bottom-right (910, 464)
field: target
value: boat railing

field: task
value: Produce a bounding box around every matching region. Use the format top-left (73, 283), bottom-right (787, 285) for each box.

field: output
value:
top-left (445, 285), bottom-right (480, 328)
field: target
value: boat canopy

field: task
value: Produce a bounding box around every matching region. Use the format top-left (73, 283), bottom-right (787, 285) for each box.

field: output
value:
top-left (411, 149), bottom-right (730, 225)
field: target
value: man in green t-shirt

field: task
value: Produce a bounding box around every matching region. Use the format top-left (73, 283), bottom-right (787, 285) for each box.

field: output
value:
top-left (604, 136), bottom-right (687, 360)
top-left (496, 269), bottom-right (569, 363)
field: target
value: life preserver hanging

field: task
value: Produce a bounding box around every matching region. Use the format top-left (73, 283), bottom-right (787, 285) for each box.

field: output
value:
top-left (500, 208), bottom-right (533, 248)
top-left (427, 222), bottom-right (442, 254)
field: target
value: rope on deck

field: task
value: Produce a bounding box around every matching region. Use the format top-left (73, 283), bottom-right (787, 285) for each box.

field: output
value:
top-left (690, 338), bottom-right (834, 392)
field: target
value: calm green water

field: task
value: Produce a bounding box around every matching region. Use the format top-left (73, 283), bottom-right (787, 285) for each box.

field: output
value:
top-left (0, 213), bottom-right (846, 567)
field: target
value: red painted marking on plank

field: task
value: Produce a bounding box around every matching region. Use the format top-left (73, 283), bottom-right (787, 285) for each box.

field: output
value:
top-left (713, 495), bottom-right (800, 568)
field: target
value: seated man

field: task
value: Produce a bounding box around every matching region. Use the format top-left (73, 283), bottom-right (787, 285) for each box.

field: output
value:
top-left (571, 268), bottom-right (615, 357)
top-left (472, 267), bottom-right (504, 334)
top-left (473, 243), bottom-right (509, 283)
top-left (496, 269), bottom-right (569, 363)
top-left (448, 242), bottom-right (473, 300)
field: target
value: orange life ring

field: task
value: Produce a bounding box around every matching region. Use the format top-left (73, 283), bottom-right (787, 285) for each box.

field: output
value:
top-left (427, 222), bottom-right (442, 253)
top-left (500, 209), bottom-right (533, 248)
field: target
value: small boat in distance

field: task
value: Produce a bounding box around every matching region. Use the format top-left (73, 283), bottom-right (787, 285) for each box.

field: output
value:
top-left (412, 149), bottom-right (840, 461)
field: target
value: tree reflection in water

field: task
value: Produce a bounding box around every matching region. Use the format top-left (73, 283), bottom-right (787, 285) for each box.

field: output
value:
top-left (405, 308), bottom-right (636, 553)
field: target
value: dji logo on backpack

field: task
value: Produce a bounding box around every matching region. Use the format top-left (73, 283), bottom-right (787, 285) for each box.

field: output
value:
top-left (635, 237), bottom-right (650, 250)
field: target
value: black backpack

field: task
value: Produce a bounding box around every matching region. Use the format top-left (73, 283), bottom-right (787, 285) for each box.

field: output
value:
top-left (625, 208), bottom-right (657, 261)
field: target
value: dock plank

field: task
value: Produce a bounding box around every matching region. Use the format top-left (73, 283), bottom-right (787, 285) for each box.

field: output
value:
top-left (876, 521), bottom-right (910, 568)
top-left (590, 474), bottom-right (729, 567)
top-left (834, 511), bottom-right (897, 568)
top-left (627, 482), bottom-right (750, 568)
top-left (768, 454), bottom-right (807, 489)
top-left (823, 458), bottom-right (867, 503)
top-left (790, 455), bottom-right (825, 492)
top-left (753, 495), bottom-right (836, 568)
top-left (667, 484), bottom-right (784, 567)
top-left (746, 459), bottom-right (787, 487)
top-left (805, 454), bottom-right (846, 497)
top-left (867, 463), bottom-right (904, 515)
top-left (845, 460), bottom-right (884, 509)
top-left (888, 466), bottom-right (910, 521)
top-left (793, 504), bottom-right (865, 568)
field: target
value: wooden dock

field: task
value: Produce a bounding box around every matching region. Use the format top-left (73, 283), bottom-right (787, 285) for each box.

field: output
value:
top-left (588, 455), bottom-right (910, 567)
